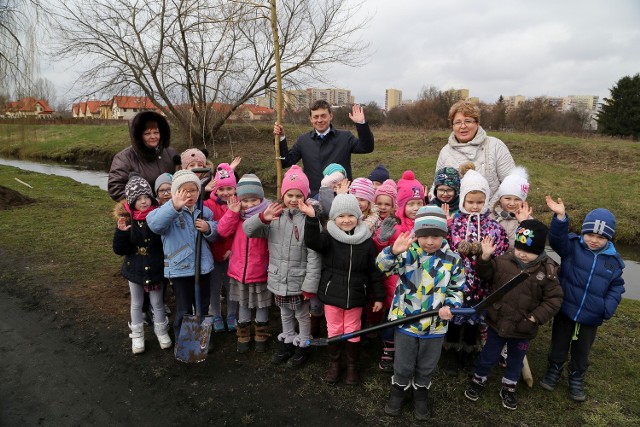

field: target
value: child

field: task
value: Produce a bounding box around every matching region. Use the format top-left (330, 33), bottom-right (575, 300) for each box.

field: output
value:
top-left (204, 163), bottom-right (239, 333)
top-left (444, 168), bottom-right (509, 375)
top-left (430, 167), bottom-right (461, 217)
top-left (113, 174), bottom-right (172, 354)
top-left (492, 166), bottom-right (532, 246)
top-left (374, 179), bottom-right (397, 223)
top-left (243, 165), bottom-right (321, 367)
top-left (377, 205), bottom-right (465, 420)
top-left (368, 164), bottom-right (390, 188)
top-left (464, 220), bottom-right (563, 410)
top-left (154, 173), bottom-right (174, 206)
top-left (300, 194), bottom-right (385, 385)
top-left (147, 169), bottom-right (218, 339)
top-left (349, 177), bottom-right (379, 234)
top-left (373, 170), bottom-right (425, 373)
top-left (217, 174), bottom-right (271, 353)
top-left (540, 197), bottom-right (625, 401)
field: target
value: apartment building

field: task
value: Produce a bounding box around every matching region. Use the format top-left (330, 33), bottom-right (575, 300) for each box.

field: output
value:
top-left (385, 89), bottom-right (402, 111)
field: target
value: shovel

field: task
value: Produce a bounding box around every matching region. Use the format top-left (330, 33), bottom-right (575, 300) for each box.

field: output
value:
top-left (307, 271), bottom-right (529, 346)
top-left (175, 167), bottom-right (214, 363)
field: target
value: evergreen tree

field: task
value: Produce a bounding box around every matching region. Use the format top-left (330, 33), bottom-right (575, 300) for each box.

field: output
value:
top-left (597, 73), bottom-right (640, 140)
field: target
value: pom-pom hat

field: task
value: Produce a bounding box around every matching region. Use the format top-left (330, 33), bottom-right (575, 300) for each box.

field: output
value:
top-left (514, 219), bottom-right (548, 255)
top-left (281, 165), bottom-right (310, 199)
top-left (212, 163), bottom-right (237, 193)
top-left (413, 205), bottom-right (448, 238)
top-left (582, 208), bottom-right (616, 240)
top-left (396, 170), bottom-right (424, 209)
top-left (349, 178), bottom-right (375, 203)
top-left (497, 166), bottom-right (530, 201)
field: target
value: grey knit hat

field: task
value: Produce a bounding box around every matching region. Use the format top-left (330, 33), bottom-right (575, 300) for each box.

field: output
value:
top-left (171, 169), bottom-right (201, 196)
top-left (329, 194), bottom-right (362, 221)
top-left (154, 172), bottom-right (173, 195)
top-left (125, 173), bottom-right (155, 209)
top-left (413, 205), bottom-right (448, 238)
top-left (236, 174), bottom-right (264, 201)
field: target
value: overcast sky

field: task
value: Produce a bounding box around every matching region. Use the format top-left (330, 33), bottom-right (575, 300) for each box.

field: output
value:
top-left (324, 0), bottom-right (640, 106)
top-left (43, 0), bottom-right (640, 107)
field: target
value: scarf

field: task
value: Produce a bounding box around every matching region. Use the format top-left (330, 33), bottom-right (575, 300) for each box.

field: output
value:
top-left (240, 198), bottom-right (269, 220)
top-left (124, 203), bottom-right (156, 221)
top-left (327, 221), bottom-right (371, 245)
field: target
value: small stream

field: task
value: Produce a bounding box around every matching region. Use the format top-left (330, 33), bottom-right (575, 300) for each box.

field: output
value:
top-left (2, 157), bottom-right (639, 300)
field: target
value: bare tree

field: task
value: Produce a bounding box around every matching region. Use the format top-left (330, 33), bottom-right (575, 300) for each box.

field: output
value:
top-left (52, 0), bottom-right (369, 148)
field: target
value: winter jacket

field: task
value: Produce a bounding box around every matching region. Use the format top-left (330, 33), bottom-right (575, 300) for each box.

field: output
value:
top-left (549, 214), bottom-right (625, 326)
top-left (108, 111), bottom-right (177, 201)
top-left (476, 250), bottom-right (563, 339)
top-left (147, 200), bottom-right (217, 278)
top-left (217, 209), bottom-right (269, 284)
top-left (112, 203), bottom-right (164, 286)
top-left (377, 240), bottom-right (465, 338)
top-left (436, 126), bottom-right (514, 206)
top-left (279, 123), bottom-right (374, 196)
top-left (304, 216), bottom-right (385, 309)
top-left (243, 208), bottom-right (321, 296)
top-left (204, 197), bottom-right (234, 262)
top-left (448, 211), bottom-right (509, 308)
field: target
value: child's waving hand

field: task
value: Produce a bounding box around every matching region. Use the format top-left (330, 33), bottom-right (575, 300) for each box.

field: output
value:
top-left (391, 231), bottom-right (417, 255)
top-left (480, 235), bottom-right (497, 261)
top-left (545, 195), bottom-right (565, 220)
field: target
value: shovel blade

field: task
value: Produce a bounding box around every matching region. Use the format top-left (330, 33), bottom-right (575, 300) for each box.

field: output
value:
top-left (175, 314), bottom-right (213, 363)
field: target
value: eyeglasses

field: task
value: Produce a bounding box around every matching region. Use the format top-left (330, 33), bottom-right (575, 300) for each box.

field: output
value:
top-left (452, 119), bottom-right (477, 128)
top-left (158, 189), bottom-right (172, 195)
top-left (181, 189), bottom-right (198, 196)
top-left (437, 188), bottom-right (455, 195)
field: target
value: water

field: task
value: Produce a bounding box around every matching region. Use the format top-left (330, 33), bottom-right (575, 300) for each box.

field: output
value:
top-left (2, 157), bottom-right (639, 300)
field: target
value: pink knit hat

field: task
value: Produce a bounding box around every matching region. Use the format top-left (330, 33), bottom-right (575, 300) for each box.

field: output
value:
top-left (212, 163), bottom-right (237, 193)
top-left (396, 170), bottom-right (424, 209)
top-left (374, 179), bottom-right (398, 208)
top-left (180, 148), bottom-right (207, 170)
top-left (281, 165), bottom-right (310, 199)
top-left (349, 177), bottom-right (375, 203)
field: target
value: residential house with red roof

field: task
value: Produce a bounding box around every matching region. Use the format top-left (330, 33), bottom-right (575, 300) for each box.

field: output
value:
top-left (237, 104), bottom-right (275, 121)
top-left (4, 97), bottom-right (54, 118)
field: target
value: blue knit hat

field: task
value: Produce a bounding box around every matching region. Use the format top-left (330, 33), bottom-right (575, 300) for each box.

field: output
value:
top-left (413, 205), bottom-right (447, 238)
top-left (236, 174), bottom-right (264, 201)
top-left (322, 163), bottom-right (347, 177)
top-left (434, 167), bottom-right (461, 193)
top-left (368, 164), bottom-right (390, 183)
top-left (582, 208), bottom-right (616, 240)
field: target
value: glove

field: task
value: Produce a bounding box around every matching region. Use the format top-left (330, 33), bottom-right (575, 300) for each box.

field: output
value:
top-left (378, 217), bottom-right (397, 242)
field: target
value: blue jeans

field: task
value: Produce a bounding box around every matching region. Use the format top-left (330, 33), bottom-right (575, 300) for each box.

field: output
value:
top-left (171, 274), bottom-right (211, 338)
top-left (475, 326), bottom-right (530, 383)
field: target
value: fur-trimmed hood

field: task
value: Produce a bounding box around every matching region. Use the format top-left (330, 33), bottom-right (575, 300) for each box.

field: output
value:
top-left (129, 111), bottom-right (172, 162)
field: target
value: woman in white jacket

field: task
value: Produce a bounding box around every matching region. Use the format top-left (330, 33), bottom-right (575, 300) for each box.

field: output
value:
top-left (435, 101), bottom-right (515, 207)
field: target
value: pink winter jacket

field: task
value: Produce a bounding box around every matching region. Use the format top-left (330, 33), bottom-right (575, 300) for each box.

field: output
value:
top-left (204, 197), bottom-right (234, 262)
top-left (217, 209), bottom-right (269, 284)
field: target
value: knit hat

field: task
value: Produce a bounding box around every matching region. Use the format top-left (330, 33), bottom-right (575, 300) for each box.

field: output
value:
top-left (320, 171), bottom-right (346, 188)
top-left (582, 208), bottom-right (616, 240)
top-left (125, 173), bottom-right (155, 209)
top-left (349, 177), bottom-right (375, 203)
top-left (434, 167), bottom-right (461, 194)
top-left (236, 174), bottom-right (264, 201)
top-left (514, 219), bottom-right (548, 255)
top-left (329, 194), bottom-right (362, 221)
top-left (154, 172), bottom-right (173, 195)
top-left (212, 163), bottom-right (237, 193)
top-left (413, 205), bottom-right (448, 238)
top-left (281, 165), bottom-right (310, 199)
top-left (459, 169), bottom-right (491, 214)
top-left (171, 169), bottom-right (201, 195)
top-left (375, 179), bottom-right (398, 207)
top-left (396, 170), bottom-right (424, 209)
top-left (368, 164), bottom-right (390, 183)
top-left (497, 166), bottom-right (530, 201)
top-left (180, 148), bottom-right (207, 170)
top-left (322, 163), bottom-right (347, 177)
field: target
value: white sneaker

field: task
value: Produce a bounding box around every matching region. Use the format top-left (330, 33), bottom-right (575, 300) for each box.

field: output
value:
top-left (129, 322), bottom-right (145, 354)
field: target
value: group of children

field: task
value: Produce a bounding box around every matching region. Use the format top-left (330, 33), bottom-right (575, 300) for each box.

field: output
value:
top-left (112, 148), bottom-right (626, 420)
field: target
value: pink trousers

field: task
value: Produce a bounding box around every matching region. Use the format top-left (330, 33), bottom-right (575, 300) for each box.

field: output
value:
top-left (324, 305), bottom-right (363, 343)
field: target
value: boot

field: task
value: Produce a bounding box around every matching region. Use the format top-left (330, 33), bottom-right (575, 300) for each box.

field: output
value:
top-left (378, 340), bottom-right (395, 373)
top-left (310, 314), bottom-right (323, 338)
top-left (128, 322), bottom-right (145, 354)
top-left (568, 370), bottom-right (586, 402)
top-left (384, 380), bottom-right (409, 417)
top-left (413, 382), bottom-right (431, 421)
top-left (272, 340), bottom-right (295, 364)
top-left (286, 346), bottom-right (310, 368)
top-left (345, 341), bottom-right (361, 385)
top-left (153, 318), bottom-right (173, 350)
top-left (325, 343), bottom-right (341, 384)
top-left (540, 362), bottom-right (565, 391)
top-left (236, 321), bottom-right (251, 354)
top-left (500, 381), bottom-right (518, 410)
top-left (253, 321), bottom-right (271, 353)
top-left (464, 374), bottom-right (487, 401)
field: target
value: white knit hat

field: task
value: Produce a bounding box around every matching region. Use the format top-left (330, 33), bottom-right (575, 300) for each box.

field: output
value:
top-left (496, 166), bottom-right (530, 201)
top-left (459, 169), bottom-right (491, 214)
top-left (171, 169), bottom-right (201, 195)
top-left (329, 194), bottom-right (362, 220)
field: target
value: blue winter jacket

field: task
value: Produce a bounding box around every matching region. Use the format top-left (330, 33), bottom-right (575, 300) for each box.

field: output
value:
top-left (549, 214), bottom-right (625, 326)
top-left (147, 201), bottom-right (218, 279)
